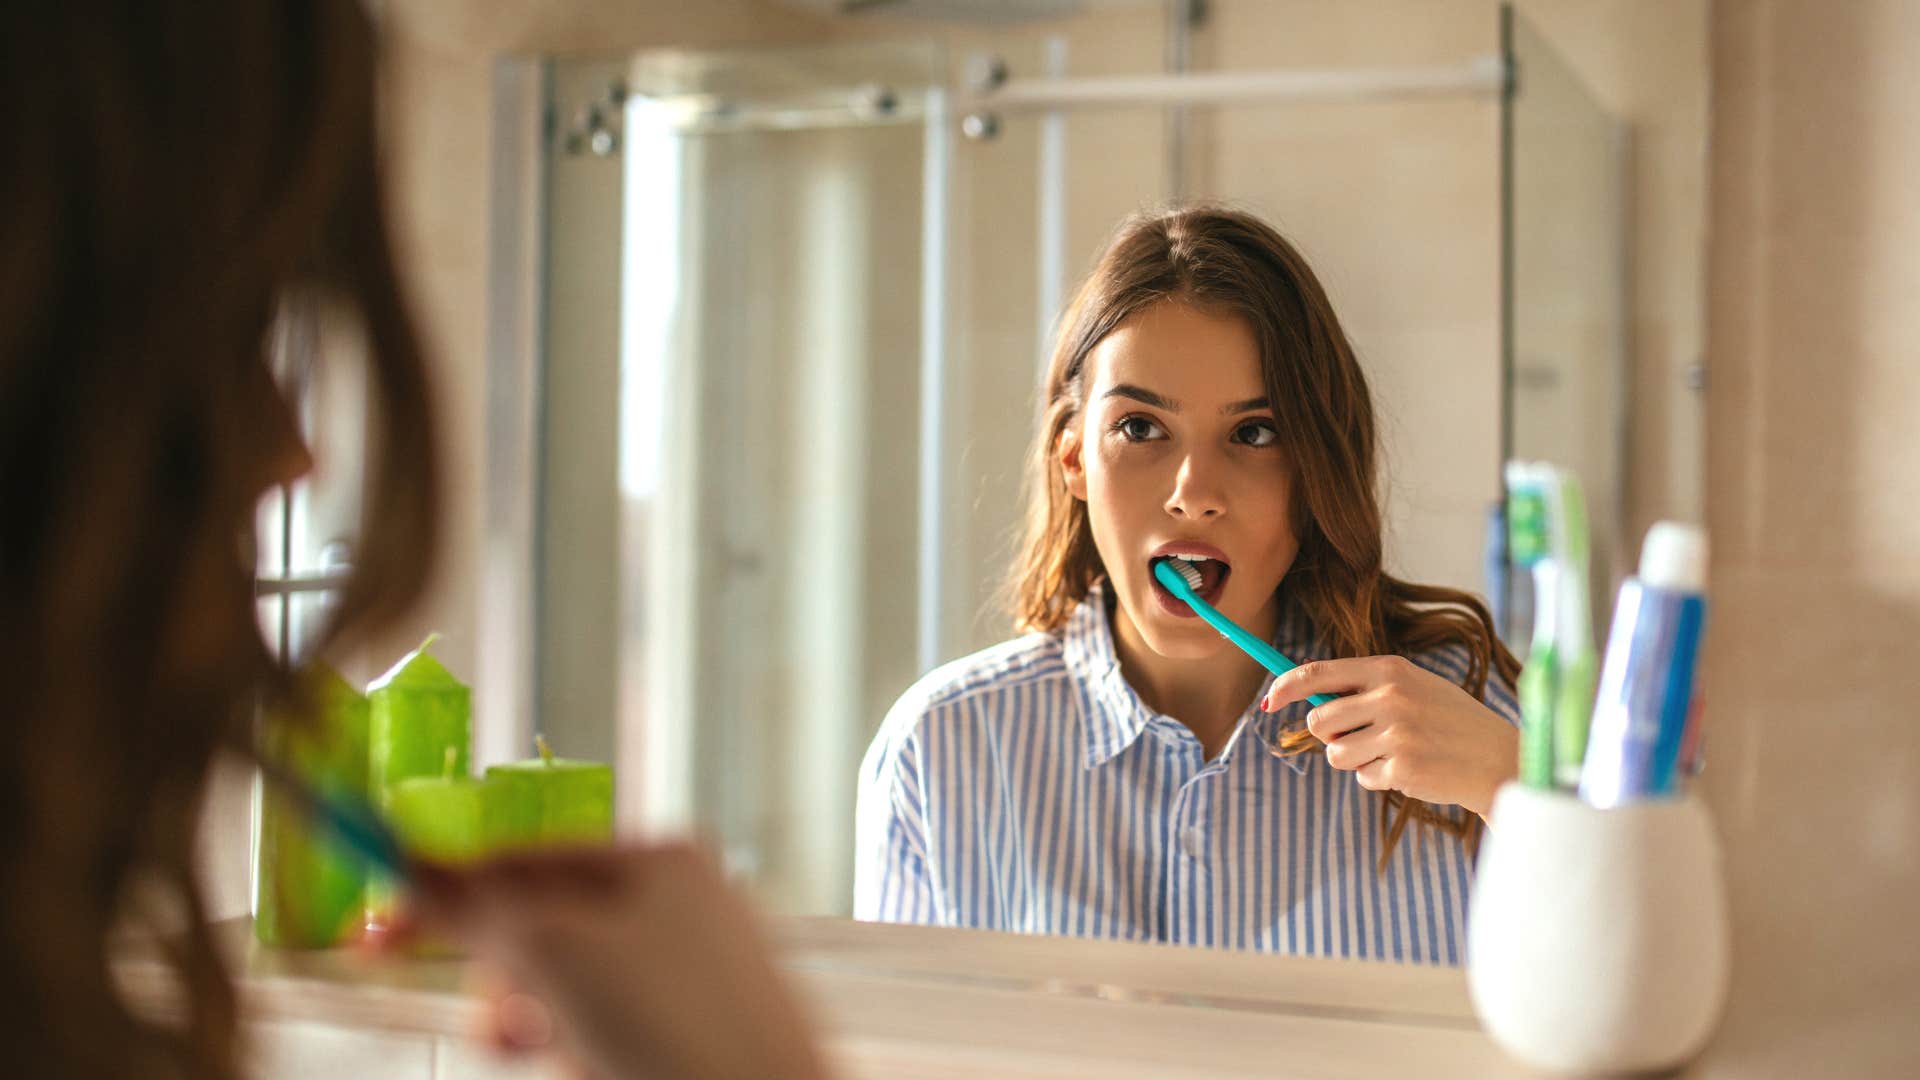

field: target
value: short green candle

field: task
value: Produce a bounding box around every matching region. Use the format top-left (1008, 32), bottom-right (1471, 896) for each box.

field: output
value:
top-left (484, 735), bottom-right (614, 851)
top-left (385, 748), bottom-right (487, 957)
top-left (386, 748), bottom-right (490, 864)
top-left (253, 665), bottom-right (369, 948)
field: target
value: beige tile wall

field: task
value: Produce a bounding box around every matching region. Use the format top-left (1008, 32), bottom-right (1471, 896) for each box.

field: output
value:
top-left (1700, 0), bottom-right (1920, 1074)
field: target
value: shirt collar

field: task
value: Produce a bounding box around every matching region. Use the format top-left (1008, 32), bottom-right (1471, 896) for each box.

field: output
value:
top-left (1062, 579), bottom-right (1321, 774)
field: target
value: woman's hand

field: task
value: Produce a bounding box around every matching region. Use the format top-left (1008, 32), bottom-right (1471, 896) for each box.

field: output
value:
top-left (1262, 656), bottom-right (1518, 819)
top-left (405, 842), bottom-right (829, 1080)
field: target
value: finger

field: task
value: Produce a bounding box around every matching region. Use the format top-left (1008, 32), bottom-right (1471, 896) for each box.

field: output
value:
top-left (1303, 694), bottom-right (1377, 743)
top-left (448, 845), bottom-right (653, 914)
top-left (433, 842), bottom-right (701, 943)
top-left (1262, 658), bottom-right (1389, 711)
top-left (363, 905), bottom-right (426, 953)
top-left (399, 858), bottom-right (473, 923)
top-left (1355, 757), bottom-right (1394, 792)
top-left (1323, 725), bottom-right (1388, 772)
top-left (486, 989), bottom-right (559, 1057)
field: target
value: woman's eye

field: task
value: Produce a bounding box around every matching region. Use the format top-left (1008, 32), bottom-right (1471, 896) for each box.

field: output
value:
top-left (1234, 421), bottom-right (1279, 447)
top-left (1115, 416), bottom-right (1166, 442)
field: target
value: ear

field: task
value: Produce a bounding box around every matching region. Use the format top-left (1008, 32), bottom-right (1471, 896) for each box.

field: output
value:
top-left (1057, 423), bottom-right (1089, 501)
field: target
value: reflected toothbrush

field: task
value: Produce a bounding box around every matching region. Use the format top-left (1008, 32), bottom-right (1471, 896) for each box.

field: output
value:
top-left (1151, 557), bottom-right (1336, 708)
top-left (1505, 461), bottom-right (1598, 790)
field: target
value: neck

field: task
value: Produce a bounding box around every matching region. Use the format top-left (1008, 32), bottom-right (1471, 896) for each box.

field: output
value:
top-left (1109, 592), bottom-right (1279, 759)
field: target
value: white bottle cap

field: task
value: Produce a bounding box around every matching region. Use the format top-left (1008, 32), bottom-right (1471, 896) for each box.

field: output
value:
top-left (1638, 521), bottom-right (1708, 591)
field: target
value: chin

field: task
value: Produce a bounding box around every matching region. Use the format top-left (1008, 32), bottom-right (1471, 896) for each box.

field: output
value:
top-left (1119, 594), bottom-right (1229, 659)
top-left (1142, 629), bottom-right (1232, 661)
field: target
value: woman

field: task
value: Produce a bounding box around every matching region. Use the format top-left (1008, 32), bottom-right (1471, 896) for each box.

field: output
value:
top-left (856, 206), bottom-right (1520, 964)
top-left (1, 3), bottom-right (821, 1075)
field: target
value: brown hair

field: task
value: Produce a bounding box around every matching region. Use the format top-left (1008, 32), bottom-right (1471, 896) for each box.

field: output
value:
top-left (0, 2), bottom-right (437, 1074)
top-left (1011, 205), bottom-right (1518, 860)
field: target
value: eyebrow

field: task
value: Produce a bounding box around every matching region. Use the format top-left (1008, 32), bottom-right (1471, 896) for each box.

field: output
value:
top-left (1101, 384), bottom-right (1271, 416)
top-left (1103, 383), bottom-right (1179, 411)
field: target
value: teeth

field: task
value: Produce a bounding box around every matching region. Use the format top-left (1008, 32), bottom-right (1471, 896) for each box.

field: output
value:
top-left (1164, 559), bottom-right (1204, 589)
top-left (1170, 553), bottom-right (1212, 563)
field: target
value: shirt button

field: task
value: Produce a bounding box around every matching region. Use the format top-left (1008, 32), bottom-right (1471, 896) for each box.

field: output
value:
top-left (1181, 826), bottom-right (1205, 859)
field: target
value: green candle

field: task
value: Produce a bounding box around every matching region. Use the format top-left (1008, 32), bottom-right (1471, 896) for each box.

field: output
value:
top-left (366, 633), bottom-right (469, 925)
top-left (484, 734), bottom-right (614, 851)
top-left (386, 747), bottom-right (490, 863)
top-left (385, 747), bottom-right (487, 957)
top-left (368, 633), bottom-right (471, 808)
top-left (253, 664), bottom-right (370, 948)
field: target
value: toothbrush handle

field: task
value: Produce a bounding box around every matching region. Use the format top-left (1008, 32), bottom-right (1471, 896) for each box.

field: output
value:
top-left (1184, 591), bottom-right (1337, 708)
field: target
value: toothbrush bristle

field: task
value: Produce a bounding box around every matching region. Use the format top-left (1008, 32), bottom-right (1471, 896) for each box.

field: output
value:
top-left (1164, 558), bottom-right (1203, 590)
top-left (1507, 488), bottom-right (1550, 566)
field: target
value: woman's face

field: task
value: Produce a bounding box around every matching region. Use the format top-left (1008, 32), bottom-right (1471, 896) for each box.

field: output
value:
top-left (1059, 300), bottom-right (1300, 658)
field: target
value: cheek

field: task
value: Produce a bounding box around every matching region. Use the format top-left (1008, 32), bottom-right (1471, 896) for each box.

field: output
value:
top-left (1219, 457), bottom-right (1296, 550)
top-left (1085, 444), bottom-right (1162, 523)
top-left (1080, 447), bottom-right (1159, 569)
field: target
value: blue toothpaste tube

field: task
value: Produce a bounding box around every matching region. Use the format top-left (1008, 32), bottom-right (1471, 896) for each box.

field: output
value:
top-left (1578, 522), bottom-right (1709, 808)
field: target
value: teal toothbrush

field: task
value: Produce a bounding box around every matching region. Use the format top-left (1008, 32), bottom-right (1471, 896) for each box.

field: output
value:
top-left (253, 747), bottom-right (415, 882)
top-left (1152, 558), bottom-right (1336, 708)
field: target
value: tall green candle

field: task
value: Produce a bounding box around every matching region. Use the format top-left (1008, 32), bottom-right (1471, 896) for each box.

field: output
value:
top-left (253, 664), bottom-right (369, 948)
top-left (484, 735), bottom-right (614, 851)
top-left (366, 633), bottom-right (469, 924)
top-left (368, 633), bottom-right (471, 808)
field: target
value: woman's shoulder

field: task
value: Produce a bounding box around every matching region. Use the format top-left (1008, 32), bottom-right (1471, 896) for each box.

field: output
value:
top-left (892, 631), bottom-right (1069, 715)
top-left (861, 633), bottom-right (1072, 784)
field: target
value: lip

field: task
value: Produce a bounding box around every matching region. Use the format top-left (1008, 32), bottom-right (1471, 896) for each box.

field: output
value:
top-left (1147, 540), bottom-right (1233, 618)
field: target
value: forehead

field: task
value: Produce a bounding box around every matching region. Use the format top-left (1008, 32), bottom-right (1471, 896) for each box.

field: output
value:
top-left (1084, 301), bottom-right (1265, 402)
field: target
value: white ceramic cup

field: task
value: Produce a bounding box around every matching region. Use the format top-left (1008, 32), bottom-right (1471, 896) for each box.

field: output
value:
top-left (1468, 783), bottom-right (1730, 1074)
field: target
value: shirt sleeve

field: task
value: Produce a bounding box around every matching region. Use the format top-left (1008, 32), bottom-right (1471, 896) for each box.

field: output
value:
top-left (1483, 658), bottom-right (1521, 728)
top-left (1411, 642), bottom-right (1521, 727)
top-left (852, 696), bottom-right (939, 924)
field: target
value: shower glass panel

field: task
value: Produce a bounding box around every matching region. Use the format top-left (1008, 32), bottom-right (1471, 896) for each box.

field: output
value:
top-left (548, 41), bottom-right (944, 916)
top-left (1501, 7), bottom-right (1629, 646)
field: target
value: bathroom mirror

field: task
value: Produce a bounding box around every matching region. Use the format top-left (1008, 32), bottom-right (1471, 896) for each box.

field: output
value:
top-left (484, 0), bottom-right (1706, 957)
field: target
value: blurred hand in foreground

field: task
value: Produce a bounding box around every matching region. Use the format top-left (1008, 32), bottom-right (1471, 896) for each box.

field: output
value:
top-left (406, 842), bottom-right (830, 1080)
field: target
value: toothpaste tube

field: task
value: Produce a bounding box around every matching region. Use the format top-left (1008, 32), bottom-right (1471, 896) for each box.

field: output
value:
top-left (1578, 522), bottom-right (1709, 808)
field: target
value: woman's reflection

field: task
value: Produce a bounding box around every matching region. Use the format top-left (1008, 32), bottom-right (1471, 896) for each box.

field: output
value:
top-left (856, 206), bottom-right (1521, 964)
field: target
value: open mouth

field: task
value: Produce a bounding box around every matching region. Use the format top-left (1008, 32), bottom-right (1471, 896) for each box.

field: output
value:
top-left (1149, 551), bottom-right (1232, 617)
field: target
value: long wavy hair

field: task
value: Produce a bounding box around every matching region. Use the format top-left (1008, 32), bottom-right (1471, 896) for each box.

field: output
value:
top-left (1010, 205), bottom-right (1518, 861)
top-left (0, 3), bottom-right (437, 1075)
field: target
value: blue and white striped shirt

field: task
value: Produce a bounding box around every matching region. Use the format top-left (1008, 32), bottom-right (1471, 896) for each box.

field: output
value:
top-left (854, 582), bottom-right (1519, 965)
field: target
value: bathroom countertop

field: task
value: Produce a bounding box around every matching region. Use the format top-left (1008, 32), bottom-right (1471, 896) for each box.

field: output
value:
top-left (117, 917), bottom-right (1535, 1078)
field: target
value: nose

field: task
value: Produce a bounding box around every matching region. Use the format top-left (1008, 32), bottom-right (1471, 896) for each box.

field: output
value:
top-left (263, 416), bottom-right (315, 490)
top-left (1164, 450), bottom-right (1226, 520)
top-left (250, 359), bottom-right (314, 493)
